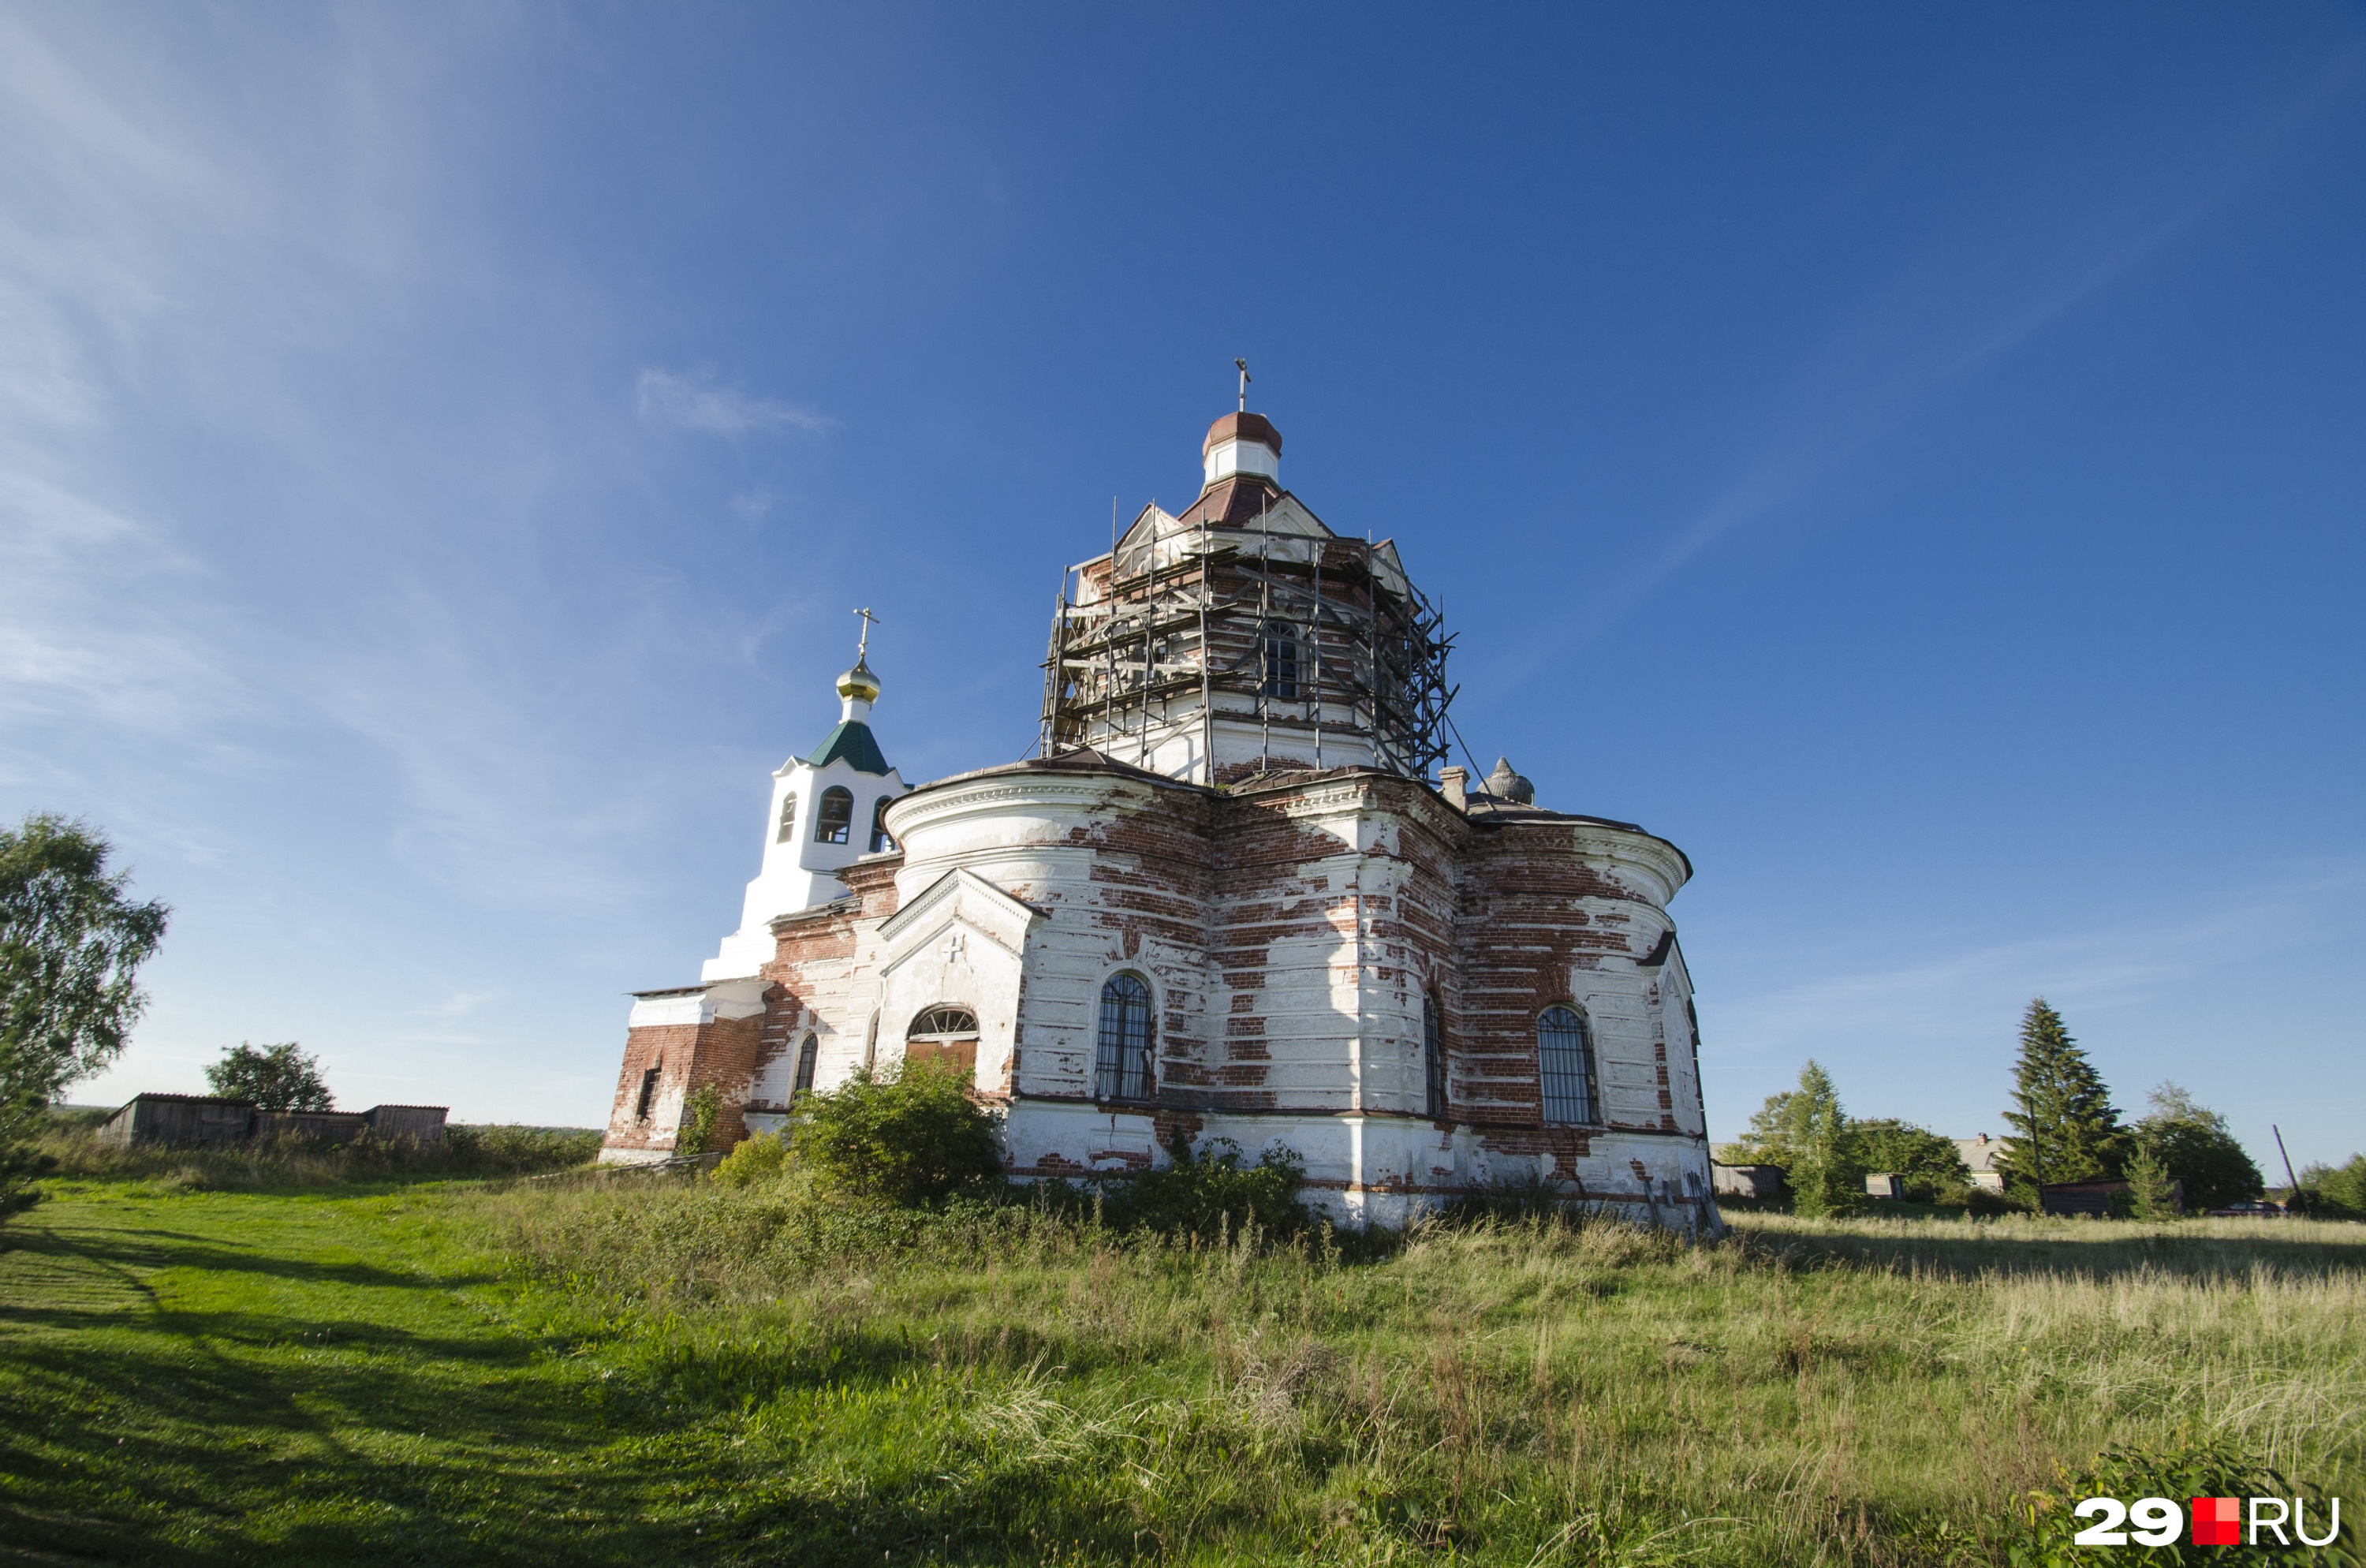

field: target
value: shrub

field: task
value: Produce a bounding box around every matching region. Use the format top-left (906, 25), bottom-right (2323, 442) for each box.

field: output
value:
top-left (26, 1117), bottom-right (599, 1188)
top-left (2125, 1144), bottom-right (2181, 1218)
top-left (2013, 1437), bottom-right (2342, 1566)
top-left (791, 1058), bottom-right (1002, 1206)
top-left (2299, 1154), bottom-right (2366, 1219)
top-left (1963, 1185), bottom-right (2021, 1218)
top-left (710, 1129), bottom-right (789, 1188)
top-left (1119, 1133), bottom-right (1307, 1240)
top-left (679, 1083), bottom-right (723, 1158)
top-left (440, 1124), bottom-right (604, 1175)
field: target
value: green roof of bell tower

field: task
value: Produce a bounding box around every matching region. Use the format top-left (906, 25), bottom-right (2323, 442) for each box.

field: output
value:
top-left (807, 720), bottom-right (891, 776)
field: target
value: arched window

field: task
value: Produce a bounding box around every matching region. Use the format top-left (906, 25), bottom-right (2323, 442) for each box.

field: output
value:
top-left (905, 1006), bottom-right (979, 1076)
top-left (868, 796), bottom-right (896, 853)
top-left (814, 786), bottom-right (853, 844)
top-left (1261, 629), bottom-right (1298, 700)
top-left (1423, 991), bottom-right (1446, 1120)
top-left (1537, 1005), bottom-right (1598, 1126)
top-left (1095, 973), bottom-right (1153, 1102)
top-left (792, 1035), bottom-right (818, 1095)
top-left (774, 793), bottom-right (799, 843)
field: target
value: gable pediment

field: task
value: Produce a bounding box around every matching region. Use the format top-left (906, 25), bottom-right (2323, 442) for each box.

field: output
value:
top-left (878, 868), bottom-right (1041, 976)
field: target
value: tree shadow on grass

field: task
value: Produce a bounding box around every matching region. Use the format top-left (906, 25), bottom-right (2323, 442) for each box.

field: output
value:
top-left (6, 1224), bottom-right (498, 1294)
top-left (1752, 1225), bottom-right (2366, 1282)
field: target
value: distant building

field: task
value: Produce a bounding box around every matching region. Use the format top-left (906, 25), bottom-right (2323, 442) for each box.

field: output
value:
top-left (1712, 1162), bottom-right (1783, 1200)
top-left (1864, 1171), bottom-right (1905, 1200)
top-left (1957, 1133), bottom-right (2006, 1192)
top-left (595, 398), bottom-right (1719, 1230)
top-left (98, 1094), bottom-right (446, 1148)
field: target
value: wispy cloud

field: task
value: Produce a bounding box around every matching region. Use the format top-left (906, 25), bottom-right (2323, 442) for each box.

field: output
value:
top-left (635, 367), bottom-right (833, 435)
top-left (1710, 857), bottom-right (2366, 1066)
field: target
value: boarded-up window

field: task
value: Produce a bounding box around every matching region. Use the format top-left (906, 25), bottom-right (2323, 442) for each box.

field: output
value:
top-left (905, 1006), bottom-right (979, 1077)
top-left (1538, 1006), bottom-right (1597, 1126)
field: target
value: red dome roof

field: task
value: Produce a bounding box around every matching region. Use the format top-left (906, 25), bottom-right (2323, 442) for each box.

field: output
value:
top-left (1202, 411), bottom-right (1283, 457)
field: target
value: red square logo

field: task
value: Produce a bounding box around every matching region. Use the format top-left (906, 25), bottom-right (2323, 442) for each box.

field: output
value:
top-left (2191, 1496), bottom-right (2241, 1546)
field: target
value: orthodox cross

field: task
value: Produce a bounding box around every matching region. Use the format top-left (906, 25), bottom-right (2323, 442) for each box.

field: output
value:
top-left (1234, 357), bottom-right (1251, 412)
top-left (853, 606), bottom-right (881, 661)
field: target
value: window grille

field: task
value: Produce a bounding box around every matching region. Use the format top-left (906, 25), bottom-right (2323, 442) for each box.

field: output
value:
top-left (793, 1035), bottom-right (818, 1095)
top-left (1423, 993), bottom-right (1447, 1120)
top-left (774, 793), bottom-right (799, 843)
top-left (1095, 973), bottom-right (1153, 1101)
top-left (1262, 632), bottom-right (1299, 700)
top-left (815, 786), bottom-right (853, 844)
top-left (868, 797), bottom-right (895, 853)
top-left (1537, 1006), bottom-right (1597, 1126)
top-left (908, 1006), bottom-right (978, 1038)
top-left (634, 1066), bottom-right (660, 1122)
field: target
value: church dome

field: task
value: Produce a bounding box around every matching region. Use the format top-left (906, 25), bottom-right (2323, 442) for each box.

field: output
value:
top-left (1202, 411), bottom-right (1283, 488)
top-left (1484, 756), bottom-right (1536, 805)
top-left (836, 659), bottom-right (881, 704)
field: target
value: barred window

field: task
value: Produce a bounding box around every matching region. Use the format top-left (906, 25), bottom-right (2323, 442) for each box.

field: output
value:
top-left (1262, 632), bottom-right (1298, 700)
top-left (1423, 992), bottom-right (1447, 1120)
top-left (793, 1035), bottom-right (818, 1095)
top-left (1538, 1006), bottom-right (1598, 1126)
top-left (868, 796), bottom-right (896, 853)
top-left (634, 1066), bottom-right (660, 1122)
top-left (815, 786), bottom-right (853, 844)
top-left (1095, 973), bottom-right (1154, 1102)
top-left (774, 793), bottom-right (799, 843)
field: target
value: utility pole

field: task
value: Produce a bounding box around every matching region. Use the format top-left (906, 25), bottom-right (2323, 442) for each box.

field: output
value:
top-left (2274, 1124), bottom-right (2302, 1204)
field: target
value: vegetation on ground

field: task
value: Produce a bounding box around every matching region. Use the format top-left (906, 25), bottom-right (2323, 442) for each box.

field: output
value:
top-left (2298, 1153), bottom-right (2366, 1218)
top-left (1, 812), bottom-right (170, 1229)
top-left (1731, 1008), bottom-right (2264, 1219)
top-left (1996, 998), bottom-right (2133, 1200)
top-left (3, 1167), bottom-right (2358, 1566)
top-left (2131, 1082), bottom-right (2265, 1212)
top-left (22, 1109), bottom-right (603, 1189)
top-left (203, 1040), bottom-right (335, 1111)
top-left (788, 1057), bottom-right (1005, 1205)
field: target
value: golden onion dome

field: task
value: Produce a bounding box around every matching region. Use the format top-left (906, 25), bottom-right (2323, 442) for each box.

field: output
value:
top-left (835, 659), bottom-right (881, 703)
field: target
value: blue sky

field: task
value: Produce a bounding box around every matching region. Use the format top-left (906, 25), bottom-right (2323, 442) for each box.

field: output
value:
top-left (4, 5), bottom-right (2360, 1167)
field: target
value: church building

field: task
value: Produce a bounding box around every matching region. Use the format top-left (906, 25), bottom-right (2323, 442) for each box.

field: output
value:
top-left (599, 395), bottom-right (1718, 1230)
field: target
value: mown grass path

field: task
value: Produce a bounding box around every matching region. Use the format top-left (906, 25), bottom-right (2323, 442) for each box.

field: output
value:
top-left (0, 1182), bottom-right (689, 1566)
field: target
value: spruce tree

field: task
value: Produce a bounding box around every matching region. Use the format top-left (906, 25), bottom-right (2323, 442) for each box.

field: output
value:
top-left (1995, 998), bottom-right (2131, 1202)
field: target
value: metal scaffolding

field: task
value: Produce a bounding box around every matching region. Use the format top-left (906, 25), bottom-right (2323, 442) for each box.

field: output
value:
top-left (1039, 502), bottom-right (1454, 782)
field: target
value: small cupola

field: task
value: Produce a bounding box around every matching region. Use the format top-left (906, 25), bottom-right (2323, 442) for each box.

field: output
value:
top-left (1484, 756), bottom-right (1536, 805)
top-left (836, 658), bottom-right (881, 720)
top-left (1202, 411), bottom-right (1282, 488)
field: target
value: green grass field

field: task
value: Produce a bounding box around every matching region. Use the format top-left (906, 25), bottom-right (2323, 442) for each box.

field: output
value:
top-left (2, 1174), bottom-right (2360, 1566)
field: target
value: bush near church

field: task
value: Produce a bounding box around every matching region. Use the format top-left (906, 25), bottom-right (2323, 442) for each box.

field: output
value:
top-left (789, 1056), bottom-right (1002, 1206)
